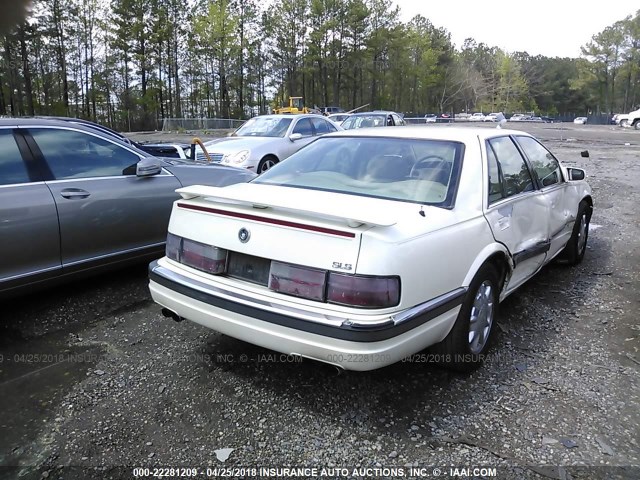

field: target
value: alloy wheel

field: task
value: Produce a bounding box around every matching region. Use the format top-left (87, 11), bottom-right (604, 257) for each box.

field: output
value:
top-left (468, 281), bottom-right (495, 354)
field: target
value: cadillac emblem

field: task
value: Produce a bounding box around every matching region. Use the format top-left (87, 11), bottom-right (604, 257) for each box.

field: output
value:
top-left (238, 228), bottom-right (251, 243)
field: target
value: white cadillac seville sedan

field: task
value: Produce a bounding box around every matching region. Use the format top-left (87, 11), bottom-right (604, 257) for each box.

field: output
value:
top-left (149, 126), bottom-right (593, 371)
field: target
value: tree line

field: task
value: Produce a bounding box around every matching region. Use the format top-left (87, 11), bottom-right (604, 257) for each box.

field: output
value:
top-left (1, 0), bottom-right (639, 131)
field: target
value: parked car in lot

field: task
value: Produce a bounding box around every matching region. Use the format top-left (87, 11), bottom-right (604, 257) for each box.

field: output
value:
top-left (621, 108), bottom-right (640, 129)
top-left (320, 106), bottom-right (345, 116)
top-left (327, 113), bottom-right (351, 124)
top-left (574, 117), bottom-right (588, 124)
top-left (616, 114), bottom-right (630, 126)
top-left (509, 114), bottom-right (528, 122)
top-left (149, 126), bottom-right (593, 372)
top-left (483, 113), bottom-right (499, 122)
top-left (424, 114), bottom-right (437, 123)
top-left (190, 114), bottom-right (341, 174)
top-left (469, 112), bottom-right (485, 122)
top-left (341, 111), bottom-right (406, 130)
top-left (0, 118), bottom-right (255, 298)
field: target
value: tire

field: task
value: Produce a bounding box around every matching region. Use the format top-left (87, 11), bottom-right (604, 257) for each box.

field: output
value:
top-left (257, 155), bottom-right (278, 174)
top-left (620, 119), bottom-right (628, 127)
top-left (560, 200), bottom-right (592, 265)
top-left (633, 120), bottom-right (640, 130)
top-left (431, 264), bottom-right (500, 372)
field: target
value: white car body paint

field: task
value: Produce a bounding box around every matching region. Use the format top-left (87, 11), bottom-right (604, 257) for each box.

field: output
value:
top-left (149, 126), bottom-right (592, 370)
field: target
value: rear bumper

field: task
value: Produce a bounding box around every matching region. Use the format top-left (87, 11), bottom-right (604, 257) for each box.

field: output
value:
top-left (149, 260), bottom-right (465, 371)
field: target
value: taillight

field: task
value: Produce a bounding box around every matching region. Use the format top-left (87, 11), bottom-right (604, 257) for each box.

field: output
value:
top-left (269, 262), bottom-right (326, 301)
top-left (166, 232), bottom-right (181, 262)
top-left (327, 273), bottom-right (400, 308)
top-left (166, 233), bottom-right (226, 275)
top-left (166, 233), bottom-right (400, 308)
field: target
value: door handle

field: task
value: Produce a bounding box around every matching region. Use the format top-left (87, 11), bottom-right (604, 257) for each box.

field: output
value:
top-left (60, 188), bottom-right (90, 199)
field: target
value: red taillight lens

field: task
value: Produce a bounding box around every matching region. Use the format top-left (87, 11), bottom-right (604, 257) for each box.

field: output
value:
top-left (327, 273), bottom-right (400, 308)
top-left (269, 262), bottom-right (326, 301)
top-left (166, 233), bottom-right (226, 275)
top-left (182, 238), bottom-right (226, 274)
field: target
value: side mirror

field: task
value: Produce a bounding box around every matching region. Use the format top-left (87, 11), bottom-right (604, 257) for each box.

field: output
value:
top-left (289, 133), bottom-right (303, 142)
top-left (136, 158), bottom-right (162, 177)
top-left (568, 168), bottom-right (586, 181)
top-left (580, 150), bottom-right (590, 158)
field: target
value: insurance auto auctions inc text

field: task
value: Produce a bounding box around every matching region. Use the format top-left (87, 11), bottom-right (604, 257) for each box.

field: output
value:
top-left (231, 466), bottom-right (498, 477)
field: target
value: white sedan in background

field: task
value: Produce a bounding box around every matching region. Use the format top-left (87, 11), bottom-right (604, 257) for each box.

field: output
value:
top-left (574, 117), bottom-right (588, 124)
top-left (483, 113), bottom-right (500, 122)
top-left (469, 112), bottom-right (486, 121)
top-left (191, 114), bottom-right (342, 174)
top-left (150, 127), bottom-right (593, 371)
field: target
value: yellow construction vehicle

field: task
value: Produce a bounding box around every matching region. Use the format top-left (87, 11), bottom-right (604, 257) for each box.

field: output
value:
top-left (274, 97), bottom-right (314, 114)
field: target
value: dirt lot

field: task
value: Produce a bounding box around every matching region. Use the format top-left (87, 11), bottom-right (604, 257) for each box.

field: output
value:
top-left (1, 123), bottom-right (639, 480)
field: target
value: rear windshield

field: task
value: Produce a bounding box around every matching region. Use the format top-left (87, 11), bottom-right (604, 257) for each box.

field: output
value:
top-left (254, 137), bottom-right (464, 208)
top-left (341, 115), bottom-right (387, 129)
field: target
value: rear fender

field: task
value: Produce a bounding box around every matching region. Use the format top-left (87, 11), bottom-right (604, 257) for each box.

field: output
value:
top-left (462, 243), bottom-right (512, 296)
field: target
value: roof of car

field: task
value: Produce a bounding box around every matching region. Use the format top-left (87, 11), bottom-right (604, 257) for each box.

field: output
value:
top-left (328, 125), bottom-right (532, 142)
top-left (0, 117), bottom-right (95, 128)
top-left (0, 117), bottom-right (150, 155)
top-left (350, 111), bottom-right (397, 117)
top-left (0, 116), bottom-right (126, 135)
top-left (257, 114), bottom-right (324, 119)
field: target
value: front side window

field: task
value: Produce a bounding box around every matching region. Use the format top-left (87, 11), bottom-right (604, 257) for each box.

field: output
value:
top-left (0, 129), bottom-right (30, 186)
top-left (515, 136), bottom-right (563, 187)
top-left (253, 137), bottom-right (464, 208)
top-left (29, 128), bottom-right (140, 180)
top-left (392, 114), bottom-right (405, 126)
top-left (487, 136), bottom-right (534, 198)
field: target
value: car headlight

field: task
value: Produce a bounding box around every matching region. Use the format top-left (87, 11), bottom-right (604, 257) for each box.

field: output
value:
top-left (223, 150), bottom-right (250, 164)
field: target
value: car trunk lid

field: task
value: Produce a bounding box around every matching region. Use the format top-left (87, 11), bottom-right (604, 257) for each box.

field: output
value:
top-left (169, 183), bottom-right (398, 274)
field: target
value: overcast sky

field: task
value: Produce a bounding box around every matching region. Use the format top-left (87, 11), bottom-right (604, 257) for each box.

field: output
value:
top-left (392, 1), bottom-right (638, 58)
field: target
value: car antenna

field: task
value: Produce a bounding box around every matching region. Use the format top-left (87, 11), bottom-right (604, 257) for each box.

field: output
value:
top-left (419, 206), bottom-right (425, 217)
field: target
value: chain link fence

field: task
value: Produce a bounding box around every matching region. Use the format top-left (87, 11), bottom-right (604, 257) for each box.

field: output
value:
top-left (161, 118), bottom-right (246, 131)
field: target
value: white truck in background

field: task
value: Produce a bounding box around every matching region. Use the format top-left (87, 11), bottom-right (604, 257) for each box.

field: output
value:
top-left (618, 107), bottom-right (640, 129)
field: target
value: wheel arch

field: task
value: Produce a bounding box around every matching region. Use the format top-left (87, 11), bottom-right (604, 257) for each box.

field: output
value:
top-left (257, 154), bottom-right (280, 174)
top-left (462, 244), bottom-right (512, 298)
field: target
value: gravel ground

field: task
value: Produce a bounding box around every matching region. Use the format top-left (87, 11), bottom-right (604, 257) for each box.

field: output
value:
top-left (0, 123), bottom-right (638, 480)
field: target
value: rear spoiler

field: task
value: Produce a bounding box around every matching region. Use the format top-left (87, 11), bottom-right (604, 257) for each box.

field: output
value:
top-left (176, 184), bottom-right (397, 228)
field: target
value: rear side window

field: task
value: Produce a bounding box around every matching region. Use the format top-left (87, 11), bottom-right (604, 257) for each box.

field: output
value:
top-left (0, 130), bottom-right (30, 186)
top-left (486, 146), bottom-right (503, 204)
top-left (487, 136), bottom-right (534, 198)
top-left (29, 128), bottom-right (140, 180)
top-left (515, 135), bottom-right (563, 187)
